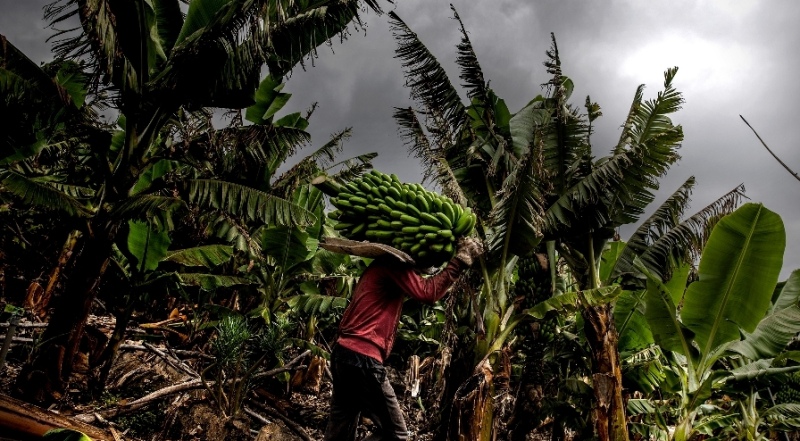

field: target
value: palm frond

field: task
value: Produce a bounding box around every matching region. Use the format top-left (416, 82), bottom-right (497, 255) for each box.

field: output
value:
top-left (0, 34), bottom-right (65, 102)
top-left (611, 177), bottom-right (696, 279)
top-left (451, 5), bottom-right (487, 102)
top-left (308, 128), bottom-right (351, 170)
top-left (601, 68), bottom-right (684, 228)
top-left (188, 179), bottom-right (316, 226)
top-left (394, 106), bottom-right (466, 205)
top-left (271, 128), bottom-right (352, 196)
top-left (536, 35), bottom-right (595, 194)
top-left (177, 273), bottom-right (253, 289)
top-left (188, 125), bottom-right (310, 178)
top-left (152, 0), bottom-right (183, 55)
top-left (45, 0), bottom-right (153, 93)
top-left (47, 182), bottom-right (96, 199)
top-left (110, 194), bottom-right (186, 231)
top-left (487, 129), bottom-right (546, 260)
top-left (614, 85), bottom-right (644, 154)
top-left (631, 67), bottom-right (683, 148)
top-left (165, 244), bottom-right (234, 268)
top-left (540, 102), bottom-right (592, 195)
top-left (265, 0), bottom-right (369, 78)
top-left (389, 11), bottom-right (466, 139)
top-left (210, 213), bottom-right (263, 256)
top-left (525, 285), bottom-right (623, 319)
top-left (0, 170), bottom-right (91, 217)
top-left (329, 152), bottom-right (378, 183)
top-left (159, 0), bottom-right (374, 107)
top-left (638, 183), bottom-right (747, 279)
top-left (544, 149), bottom-right (630, 230)
top-left (621, 345), bottom-right (666, 394)
top-left (286, 293), bottom-right (348, 314)
top-left (395, 106), bottom-right (437, 181)
top-left (153, 0), bottom-right (269, 107)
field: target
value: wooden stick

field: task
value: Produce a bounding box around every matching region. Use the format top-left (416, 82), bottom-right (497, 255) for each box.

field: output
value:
top-left (118, 344), bottom-right (214, 360)
top-left (740, 115), bottom-right (800, 182)
top-left (243, 406), bottom-right (271, 425)
top-left (0, 322), bottom-right (48, 328)
top-left (0, 393), bottom-right (114, 441)
top-left (142, 342), bottom-right (199, 378)
top-left (246, 399), bottom-right (313, 441)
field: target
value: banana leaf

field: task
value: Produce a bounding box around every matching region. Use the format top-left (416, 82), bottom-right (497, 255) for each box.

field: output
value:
top-left (127, 220), bottom-right (171, 273)
top-left (165, 245), bottom-right (234, 268)
top-left (525, 285), bottom-right (622, 319)
top-left (681, 203), bottom-right (785, 359)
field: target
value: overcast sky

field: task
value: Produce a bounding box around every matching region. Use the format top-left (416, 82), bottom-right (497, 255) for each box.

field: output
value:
top-left (2, 0), bottom-right (798, 278)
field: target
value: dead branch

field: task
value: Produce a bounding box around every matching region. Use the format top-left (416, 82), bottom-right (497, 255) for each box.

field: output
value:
top-left (247, 399), bottom-right (313, 441)
top-left (142, 342), bottom-right (199, 378)
top-left (79, 350), bottom-right (311, 422)
top-left (0, 322), bottom-right (48, 328)
top-left (243, 406), bottom-right (271, 425)
top-left (251, 350), bottom-right (311, 382)
top-left (118, 344), bottom-right (214, 360)
top-left (741, 115), bottom-right (800, 183)
top-left (2, 336), bottom-right (33, 343)
top-left (0, 394), bottom-right (114, 441)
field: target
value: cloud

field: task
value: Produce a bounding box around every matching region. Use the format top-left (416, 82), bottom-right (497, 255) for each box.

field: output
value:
top-left (3, 0), bottom-right (799, 278)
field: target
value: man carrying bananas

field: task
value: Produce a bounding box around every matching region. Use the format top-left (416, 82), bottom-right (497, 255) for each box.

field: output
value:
top-left (323, 237), bottom-right (483, 441)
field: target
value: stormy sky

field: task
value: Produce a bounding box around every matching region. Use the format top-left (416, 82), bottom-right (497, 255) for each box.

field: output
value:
top-left (2, 0), bottom-right (798, 278)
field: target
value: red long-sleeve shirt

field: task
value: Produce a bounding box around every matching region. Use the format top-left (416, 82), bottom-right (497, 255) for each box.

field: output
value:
top-left (335, 257), bottom-right (464, 363)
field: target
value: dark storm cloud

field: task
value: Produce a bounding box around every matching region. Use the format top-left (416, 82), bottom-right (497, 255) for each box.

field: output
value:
top-left (0, 0), bottom-right (52, 63)
top-left (3, 0), bottom-right (798, 276)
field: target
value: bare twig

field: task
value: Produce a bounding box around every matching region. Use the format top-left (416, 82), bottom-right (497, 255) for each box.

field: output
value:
top-left (0, 336), bottom-right (33, 343)
top-left (251, 350), bottom-right (311, 382)
top-left (142, 342), bottom-right (199, 378)
top-left (165, 345), bottom-right (199, 376)
top-left (740, 115), bottom-right (800, 183)
top-left (118, 344), bottom-right (214, 360)
top-left (0, 322), bottom-right (48, 328)
top-left (246, 399), bottom-right (313, 441)
top-left (243, 406), bottom-right (271, 425)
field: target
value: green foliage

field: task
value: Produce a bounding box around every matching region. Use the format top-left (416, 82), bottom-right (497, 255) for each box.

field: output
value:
top-left (42, 429), bottom-right (92, 441)
top-left (626, 204), bottom-right (800, 440)
top-left (246, 75), bottom-right (296, 126)
top-left (203, 312), bottom-right (294, 417)
top-left (682, 203), bottom-right (785, 358)
top-left (127, 220), bottom-right (172, 273)
top-left (165, 245), bottom-right (234, 267)
top-left (286, 293), bottom-right (347, 315)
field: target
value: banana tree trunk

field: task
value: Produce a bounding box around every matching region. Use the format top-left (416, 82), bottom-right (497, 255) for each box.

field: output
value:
top-left (32, 230), bottom-right (83, 319)
top-left (582, 303), bottom-right (629, 441)
top-left (93, 297), bottom-right (135, 392)
top-left (16, 224), bottom-right (115, 403)
top-left (448, 359), bottom-right (494, 441)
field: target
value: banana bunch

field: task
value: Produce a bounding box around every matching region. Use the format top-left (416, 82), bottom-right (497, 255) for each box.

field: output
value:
top-left (317, 170), bottom-right (477, 267)
top-left (515, 255), bottom-right (558, 342)
top-left (776, 370), bottom-right (800, 404)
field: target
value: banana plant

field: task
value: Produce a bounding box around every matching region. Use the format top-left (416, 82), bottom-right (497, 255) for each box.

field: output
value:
top-left (629, 203), bottom-right (800, 440)
top-left (4, 0), bottom-right (388, 402)
top-left (94, 219), bottom-right (249, 385)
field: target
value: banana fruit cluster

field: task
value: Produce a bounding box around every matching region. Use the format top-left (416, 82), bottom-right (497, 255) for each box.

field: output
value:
top-left (317, 170), bottom-right (476, 267)
top-left (515, 255), bottom-right (557, 342)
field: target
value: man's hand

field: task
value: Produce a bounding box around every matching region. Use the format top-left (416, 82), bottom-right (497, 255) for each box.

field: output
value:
top-left (455, 237), bottom-right (483, 266)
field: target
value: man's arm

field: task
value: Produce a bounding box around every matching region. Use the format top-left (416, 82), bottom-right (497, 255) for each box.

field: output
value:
top-left (385, 259), bottom-right (464, 304)
top-left (385, 237), bottom-right (484, 304)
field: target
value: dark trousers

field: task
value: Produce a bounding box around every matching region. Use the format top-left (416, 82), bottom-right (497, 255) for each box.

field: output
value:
top-left (323, 346), bottom-right (408, 441)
